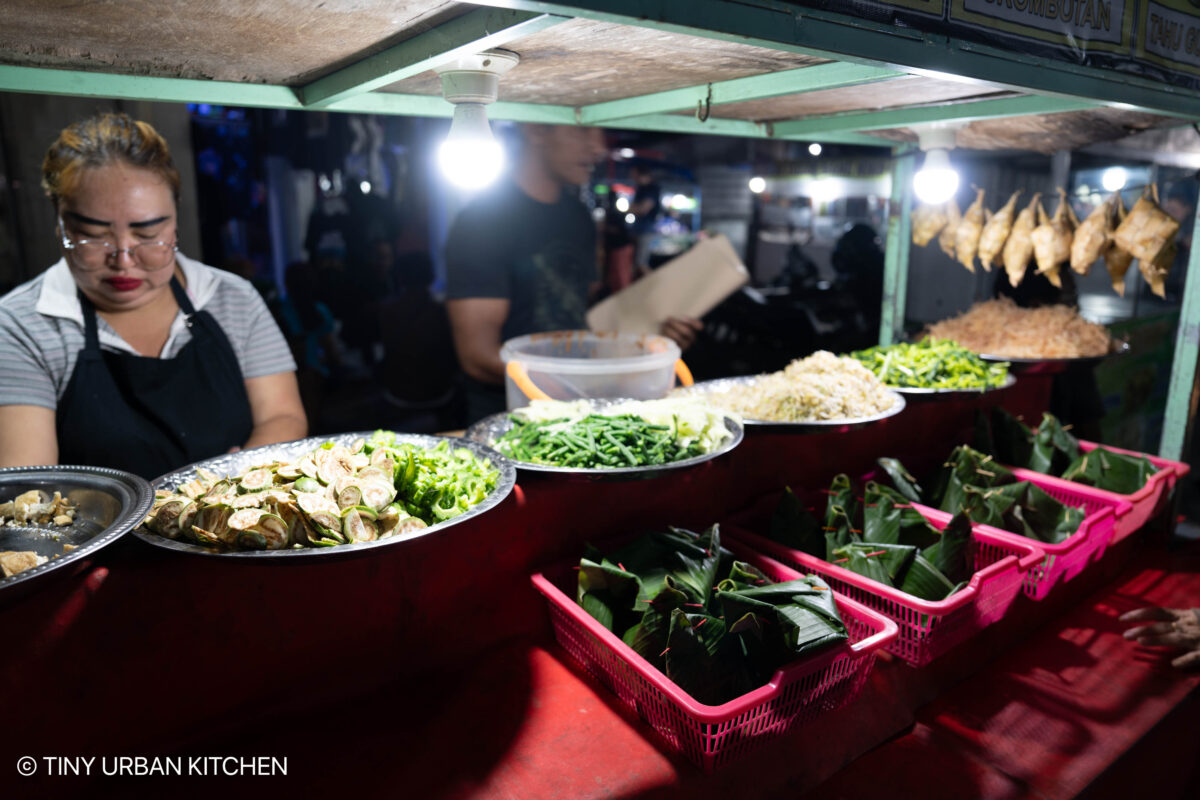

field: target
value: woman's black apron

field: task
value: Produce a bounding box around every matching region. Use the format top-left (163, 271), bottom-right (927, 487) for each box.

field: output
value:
top-left (56, 276), bottom-right (254, 480)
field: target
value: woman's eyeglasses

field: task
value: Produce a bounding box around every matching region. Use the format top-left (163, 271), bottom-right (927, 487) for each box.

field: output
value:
top-left (58, 215), bottom-right (178, 271)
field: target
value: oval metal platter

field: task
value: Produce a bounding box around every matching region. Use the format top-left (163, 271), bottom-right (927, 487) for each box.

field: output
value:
top-left (977, 340), bottom-right (1130, 374)
top-left (465, 399), bottom-right (744, 481)
top-left (0, 465), bottom-right (154, 597)
top-left (888, 372), bottom-right (1018, 401)
top-left (132, 432), bottom-right (515, 561)
top-left (675, 376), bottom-right (906, 433)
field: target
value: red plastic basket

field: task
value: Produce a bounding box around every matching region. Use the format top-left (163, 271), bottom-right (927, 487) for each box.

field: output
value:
top-left (724, 506), bottom-right (1044, 666)
top-left (531, 542), bottom-right (897, 772)
top-left (1070, 440), bottom-right (1190, 543)
top-left (971, 470), bottom-right (1129, 599)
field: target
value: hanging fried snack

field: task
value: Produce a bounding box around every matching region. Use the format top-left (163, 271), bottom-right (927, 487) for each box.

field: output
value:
top-left (978, 190), bottom-right (1021, 272)
top-left (955, 187), bottom-right (986, 272)
top-left (1105, 194), bottom-right (1135, 296)
top-left (912, 202), bottom-right (949, 246)
top-left (1141, 239), bottom-right (1175, 299)
top-left (1032, 188), bottom-right (1074, 289)
top-left (1070, 193), bottom-right (1117, 276)
top-left (938, 196), bottom-right (961, 259)
top-left (1003, 192), bottom-right (1041, 288)
top-left (1113, 184), bottom-right (1180, 266)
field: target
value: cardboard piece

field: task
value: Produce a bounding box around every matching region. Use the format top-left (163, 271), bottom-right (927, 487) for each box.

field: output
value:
top-left (586, 234), bottom-right (749, 334)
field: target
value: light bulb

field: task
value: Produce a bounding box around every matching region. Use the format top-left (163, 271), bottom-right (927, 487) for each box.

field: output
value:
top-left (748, 176), bottom-right (766, 194)
top-left (808, 143), bottom-right (822, 157)
top-left (625, 213), bottom-right (636, 224)
top-left (913, 149), bottom-right (960, 205)
top-left (1102, 167), bottom-right (1127, 193)
top-left (438, 103), bottom-right (504, 190)
top-left (360, 180), bottom-right (371, 194)
top-left (619, 148), bottom-right (635, 158)
top-left (615, 196), bottom-right (630, 213)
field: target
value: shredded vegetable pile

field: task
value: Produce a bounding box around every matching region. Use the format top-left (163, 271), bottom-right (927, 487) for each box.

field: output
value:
top-left (850, 339), bottom-right (1010, 390)
top-left (926, 298), bottom-right (1113, 358)
top-left (495, 398), bottom-right (732, 468)
top-left (693, 351), bottom-right (898, 422)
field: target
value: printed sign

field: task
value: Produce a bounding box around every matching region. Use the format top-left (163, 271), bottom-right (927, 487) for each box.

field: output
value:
top-left (953, 0), bottom-right (1132, 51)
top-left (1137, 1), bottom-right (1200, 74)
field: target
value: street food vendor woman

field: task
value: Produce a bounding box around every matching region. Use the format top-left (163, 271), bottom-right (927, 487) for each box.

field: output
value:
top-left (0, 112), bottom-right (306, 479)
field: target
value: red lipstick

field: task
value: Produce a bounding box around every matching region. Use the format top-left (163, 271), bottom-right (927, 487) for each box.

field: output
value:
top-left (106, 277), bottom-right (143, 292)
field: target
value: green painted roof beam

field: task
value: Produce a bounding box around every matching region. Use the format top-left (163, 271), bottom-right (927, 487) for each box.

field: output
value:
top-left (299, 8), bottom-right (567, 109)
top-left (328, 92), bottom-right (577, 124)
top-left (468, 0), bottom-right (1200, 119)
top-left (599, 113), bottom-right (889, 146)
top-left (773, 95), bottom-right (1099, 137)
top-left (578, 62), bottom-right (902, 124)
top-left (0, 64), bottom-right (303, 108)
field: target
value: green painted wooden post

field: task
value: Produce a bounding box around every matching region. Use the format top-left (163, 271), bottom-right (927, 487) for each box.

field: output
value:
top-left (1159, 201), bottom-right (1200, 460)
top-left (880, 149), bottom-right (914, 346)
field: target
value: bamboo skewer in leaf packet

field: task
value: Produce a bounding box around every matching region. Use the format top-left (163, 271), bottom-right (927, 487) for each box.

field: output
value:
top-left (955, 187), bottom-right (987, 272)
top-left (978, 190), bottom-right (1021, 272)
top-left (912, 201), bottom-right (949, 247)
top-left (1003, 192), bottom-right (1041, 288)
top-left (1114, 185), bottom-right (1181, 299)
top-left (1031, 188), bottom-right (1077, 289)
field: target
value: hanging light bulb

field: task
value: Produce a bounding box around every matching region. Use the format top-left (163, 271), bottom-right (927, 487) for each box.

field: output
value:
top-left (434, 49), bottom-right (519, 191)
top-left (808, 143), bottom-right (822, 157)
top-left (1101, 166), bottom-right (1128, 193)
top-left (438, 104), bottom-right (505, 190)
top-left (748, 176), bottom-right (766, 194)
top-left (911, 123), bottom-right (961, 205)
top-left (913, 149), bottom-right (960, 204)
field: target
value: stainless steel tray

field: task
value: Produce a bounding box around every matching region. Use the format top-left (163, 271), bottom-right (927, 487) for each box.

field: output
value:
top-left (465, 399), bottom-right (744, 481)
top-left (0, 465), bottom-right (154, 596)
top-left (676, 376), bottom-right (906, 433)
top-left (889, 373), bottom-right (1017, 401)
top-left (133, 432), bottom-right (515, 560)
top-left (977, 340), bottom-right (1130, 374)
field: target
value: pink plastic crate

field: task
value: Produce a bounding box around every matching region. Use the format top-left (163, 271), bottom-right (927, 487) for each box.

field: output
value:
top-left (977, 470), bottom-right (1129, 599)
top-left (1070, 440), bottom-right (1190, 543)
top-left (531, 542), bottom-right (897, 772)
top-left (724, 506), bottom-right (1043, 666)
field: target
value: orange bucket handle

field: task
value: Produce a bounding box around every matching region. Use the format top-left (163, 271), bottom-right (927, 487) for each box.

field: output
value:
top-left (506, 360), bottom-right (551, 401)
top-left (675, 359), bottom-right (694, 387)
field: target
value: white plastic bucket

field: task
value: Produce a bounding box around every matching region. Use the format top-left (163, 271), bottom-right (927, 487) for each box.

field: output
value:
top-left (500, 330), bottom-right (690, 410)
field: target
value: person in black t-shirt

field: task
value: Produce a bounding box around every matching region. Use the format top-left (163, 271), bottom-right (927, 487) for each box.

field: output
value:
top-left (445, 125), bottom-right (701, 422)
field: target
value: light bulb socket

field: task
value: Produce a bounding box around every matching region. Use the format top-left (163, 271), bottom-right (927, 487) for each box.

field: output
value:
top-left (435, 49), bottom-right (520, 105)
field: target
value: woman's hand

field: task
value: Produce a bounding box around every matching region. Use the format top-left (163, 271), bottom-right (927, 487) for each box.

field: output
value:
top-left (660, 316), bottom-right (703, 352)
top-left (1121, 606), bottom-right (1200, 669)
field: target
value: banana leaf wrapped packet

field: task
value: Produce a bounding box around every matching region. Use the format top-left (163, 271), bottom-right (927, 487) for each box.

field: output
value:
top-left (1105, 194), bottom-right (1136, 295)
top-left (767, 480), bottom-right (973, 602)
top-left (1070, 193), bottom-right (1118, 276)
top-left (1002, 192), bottom-right (1041, 288)
top-left (577, 524), bottom-right (848, 706)
top-left (876, 447), bottom-right (1086, 546)
top-left (912, 201), bottom-right (949, 247)
top-left (1032, 188), bottom-right (1075, 289)
top-left (939, 196), bottom-right (962, 259)
top-left (955, 187), bottom-right (987, 272)
top-left (975, 408), bottom-right (1158, 495)
top-left (978, 190), bottom-right (1021, 272)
